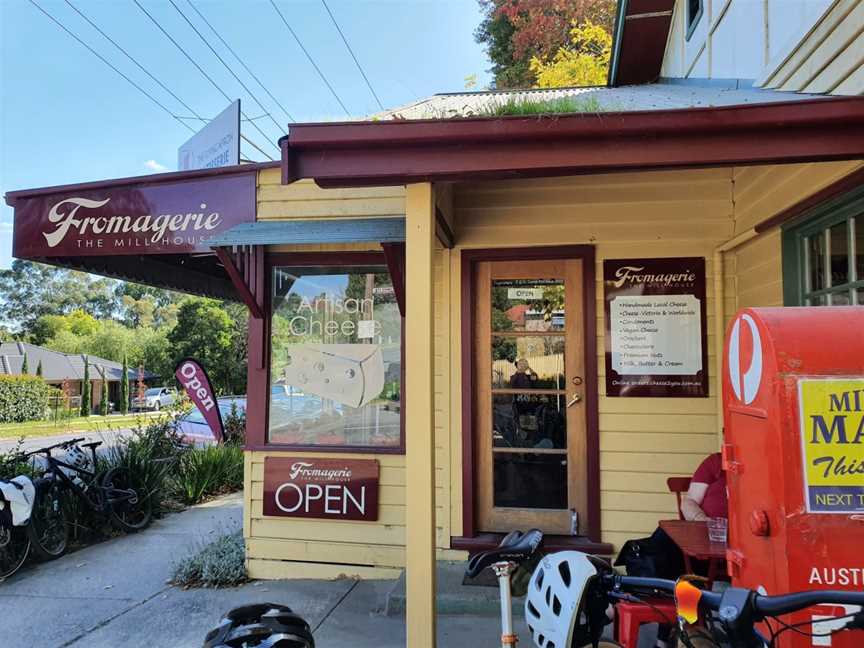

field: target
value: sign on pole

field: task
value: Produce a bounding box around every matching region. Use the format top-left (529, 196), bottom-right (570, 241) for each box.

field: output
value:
top-left (178, 100), bottom-right (241, 171)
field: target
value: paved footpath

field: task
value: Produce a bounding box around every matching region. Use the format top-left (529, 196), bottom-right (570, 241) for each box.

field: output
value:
top-left (0, 492), bottom-right (518, 647)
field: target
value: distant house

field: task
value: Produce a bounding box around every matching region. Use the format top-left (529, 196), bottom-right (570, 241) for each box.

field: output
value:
top-left (0, 342), bottom-right (156, 413)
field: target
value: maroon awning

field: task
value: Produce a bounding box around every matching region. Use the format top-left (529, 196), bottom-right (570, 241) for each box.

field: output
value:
top-left (4, 164), bottom-right (270, 298)
top-left (280, 97), bottom-right (864, 188)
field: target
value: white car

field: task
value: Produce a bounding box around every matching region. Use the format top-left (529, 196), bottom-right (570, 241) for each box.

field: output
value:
top-left (133, 387), bottom-right (176, 411)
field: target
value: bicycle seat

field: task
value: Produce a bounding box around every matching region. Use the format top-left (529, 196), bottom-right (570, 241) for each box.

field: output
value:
top-left (465, 528), bottom-right (544, 578)
top-left (80, 441), bottom-right (102, 450)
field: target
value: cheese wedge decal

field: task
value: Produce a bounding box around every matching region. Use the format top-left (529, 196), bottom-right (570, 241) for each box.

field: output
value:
top-left (281, 344), bottom-right (385, 409)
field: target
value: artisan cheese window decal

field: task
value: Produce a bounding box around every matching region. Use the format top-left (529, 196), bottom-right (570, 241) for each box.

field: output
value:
top-left (268, 266), bottom-right (401, 447)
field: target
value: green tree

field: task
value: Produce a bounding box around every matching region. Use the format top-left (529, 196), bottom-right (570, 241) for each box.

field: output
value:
top-left (530, 21), bottom-right (612, 88)
top-left (0, 261), bottom-right (120, 336)
top-left (80, 357), bottom-right (91, 416)
top-left (475, 0), bottom-right (615, 88)
top-left (120, 354), bottom-right (129, 414)
top-left (99, 369), bottom-right (109, 416)
top-left (168, 298), bottom-right (246, 394)
top-left (21, 354), bottom-right (29, 374)
top-left (36, 360), bottom-right (43, 377)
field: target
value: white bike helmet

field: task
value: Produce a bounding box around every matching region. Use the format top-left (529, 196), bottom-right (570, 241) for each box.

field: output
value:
top-left (525, 551), bottom-right (607, 648)
top-left (64, 445), bottom-right (90, 471)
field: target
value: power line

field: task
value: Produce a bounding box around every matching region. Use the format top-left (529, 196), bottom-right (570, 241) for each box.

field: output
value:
top-left (63, 0), bottom-right (204, 121)
top-left (240, 134), bottom-right (274, 160)
top-left (269, 0), bottom-right (351, 116)
top-left (185, 0), bottom-right (295, 124)
top-left (27, 0), bottom-right (196, 133)
top-left (132, 0), bottom-right (276, 159)
top-left (167, 0), bottom-right (285, 135)
top-left (320, 0), bottom-right (383, 111)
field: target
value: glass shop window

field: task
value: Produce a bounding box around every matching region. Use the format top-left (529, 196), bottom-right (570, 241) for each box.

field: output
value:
top-left (268, 265), bottom-right (402, 448)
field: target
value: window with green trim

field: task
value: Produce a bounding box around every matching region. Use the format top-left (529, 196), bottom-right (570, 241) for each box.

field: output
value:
top-left (782, 191), bottom-right (864, 306)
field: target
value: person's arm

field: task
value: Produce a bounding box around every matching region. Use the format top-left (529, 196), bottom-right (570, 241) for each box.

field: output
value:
top-left (681, 482), bottom-right (710, 521)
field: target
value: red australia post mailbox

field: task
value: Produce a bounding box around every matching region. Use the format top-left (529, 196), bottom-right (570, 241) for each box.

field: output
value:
top-left (723, 307), bottom-right (864, 648)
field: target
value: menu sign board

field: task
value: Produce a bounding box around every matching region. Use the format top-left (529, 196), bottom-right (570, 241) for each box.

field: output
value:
top-left (799, 378), bottom-right (864, 513)
top-left (263, 457), bottom-right (379, 521)
top-left (604, 258), bottom-right (708, 397)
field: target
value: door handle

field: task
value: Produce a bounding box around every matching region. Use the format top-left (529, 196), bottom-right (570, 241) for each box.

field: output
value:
top-left (567, 393), bottom-right (582, 407)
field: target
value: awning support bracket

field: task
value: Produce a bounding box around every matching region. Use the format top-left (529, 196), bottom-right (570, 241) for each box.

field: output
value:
top-left (381, 242), bottom-right (406, 317)
top-left (214, 246), bottom-right (264, 319)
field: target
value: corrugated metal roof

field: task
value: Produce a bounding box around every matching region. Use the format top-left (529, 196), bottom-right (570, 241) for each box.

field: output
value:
top-left (208, 218), bottom-right (405, 247)
top-left (369, 83), bottom-right (826, 121)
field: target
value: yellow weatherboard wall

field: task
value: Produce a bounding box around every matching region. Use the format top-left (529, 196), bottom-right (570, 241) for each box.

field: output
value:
top-left (245, 160), bottom-right (864, 577)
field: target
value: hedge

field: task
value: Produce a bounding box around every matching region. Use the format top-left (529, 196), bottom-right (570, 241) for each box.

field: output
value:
top-left (0, 375), bottom-right (54, 423)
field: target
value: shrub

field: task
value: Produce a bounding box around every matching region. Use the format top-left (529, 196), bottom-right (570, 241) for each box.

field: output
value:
top-left (222, 402), bottom-right (246, 446)
top-left (172, 445), bottom-right (243, 505)
top-left (0, 439), bottom-right (43, 481)
top-left (100, 416), bottom-right (189, 515)
top-left (171, 530), bottom-right (246, 588)
top-left (0, 375), bottom-right (54, 423)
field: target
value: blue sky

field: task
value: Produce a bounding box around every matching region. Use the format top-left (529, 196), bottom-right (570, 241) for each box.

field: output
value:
top-left (0, 0), bottom-right (491, 269)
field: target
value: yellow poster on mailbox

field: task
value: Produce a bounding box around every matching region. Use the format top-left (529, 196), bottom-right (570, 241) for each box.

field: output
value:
top-left (798, 378), bottom-right (864, 513)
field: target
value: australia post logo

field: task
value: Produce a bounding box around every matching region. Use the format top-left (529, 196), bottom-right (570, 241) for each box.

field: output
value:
top-left (43, 196), bottom-right (223, 249)
top-left (727, 313), bottom-right (763, 405)
top-left (263, 457), bottom-right (379, 522)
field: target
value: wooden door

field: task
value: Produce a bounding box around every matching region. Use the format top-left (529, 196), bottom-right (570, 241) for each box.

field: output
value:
top-left (475, 259), bottom-right (588, 535)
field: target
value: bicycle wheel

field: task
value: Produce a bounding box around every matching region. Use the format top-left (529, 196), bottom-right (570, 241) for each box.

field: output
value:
top-left (0, 523), bottom-right (30, 580)
top-left (101, 467), bottom-right (153, 532)
top-left (26, 478), bottom-right (68, 561)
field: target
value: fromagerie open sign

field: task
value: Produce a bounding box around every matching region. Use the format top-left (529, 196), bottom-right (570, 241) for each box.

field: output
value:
top-left (263, 457), bottom-right (379, 521)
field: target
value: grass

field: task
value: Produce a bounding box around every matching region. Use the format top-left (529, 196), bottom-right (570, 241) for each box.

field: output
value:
top-left (480, 95), bottom-right (606, 117)
top-left (170, 530), bottom-right (246, 588)
top-left (0, 411), bottom-right (163, 439)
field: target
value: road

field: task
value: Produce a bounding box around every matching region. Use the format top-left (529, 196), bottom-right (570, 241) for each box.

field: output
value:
top-left (0, 428), bottom-right (134, 455)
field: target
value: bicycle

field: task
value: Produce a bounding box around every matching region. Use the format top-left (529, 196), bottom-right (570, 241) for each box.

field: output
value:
top-left (25, 437), bottom-right (153, 561)
top-left (467, 529), bottom-right (864, 648)
top-left (0, 481), bottom-right (32, 580)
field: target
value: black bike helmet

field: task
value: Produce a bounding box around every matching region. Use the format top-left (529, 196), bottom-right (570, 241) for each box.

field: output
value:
top-left (203, 603), bottom-right (315, 648)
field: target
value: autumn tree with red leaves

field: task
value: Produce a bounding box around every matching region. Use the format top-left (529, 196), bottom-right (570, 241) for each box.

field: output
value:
top-left (475, 0), bottom-right (616, 88)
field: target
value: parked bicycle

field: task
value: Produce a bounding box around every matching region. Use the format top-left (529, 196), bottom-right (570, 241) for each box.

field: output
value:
top-left (24, 437), bottom-right (153, 561)
top-left (467, 529), bottom-right (864, 648)
top-left (0, 475), bottom-right (32, 580)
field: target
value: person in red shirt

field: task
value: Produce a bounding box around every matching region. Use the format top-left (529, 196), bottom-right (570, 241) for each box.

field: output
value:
top-left (682, 452), bottom-right (728, 521)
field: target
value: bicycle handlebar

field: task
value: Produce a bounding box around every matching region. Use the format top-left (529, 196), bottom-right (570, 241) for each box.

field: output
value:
top-left (24, 437), bottom-right (86, 457)
top-left (754, 590), bottom-right (864, 617)
top-left (612, 574), bottom-right (864, 620)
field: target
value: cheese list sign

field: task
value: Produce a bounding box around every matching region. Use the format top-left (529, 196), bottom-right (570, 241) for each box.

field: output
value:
top-left (263, 457), bottom-right (379, 521)
top-left (604, 258), bottom-right (708, 397)
top-left (799, 378), bottom-right (864, 513)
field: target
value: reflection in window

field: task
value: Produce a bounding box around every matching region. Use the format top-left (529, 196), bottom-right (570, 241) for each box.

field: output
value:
top-left (492, 336), bottom-right (565, 389)
top-left (494, 453), bottom-right (567, 509)
top-left (492, 393), bottom-right (566, 449)
top-left (268, 266), bottom-right (401, 447)
top-left (491, 279), bottom-right (564, 333)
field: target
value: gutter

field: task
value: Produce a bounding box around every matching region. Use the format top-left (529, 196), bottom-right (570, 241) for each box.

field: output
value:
top-left (279, 96), bottom-right (864, 187)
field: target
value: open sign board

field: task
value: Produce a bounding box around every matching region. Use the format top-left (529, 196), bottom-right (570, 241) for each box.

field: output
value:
top-left (263, 457), bottom-right (379, 521)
